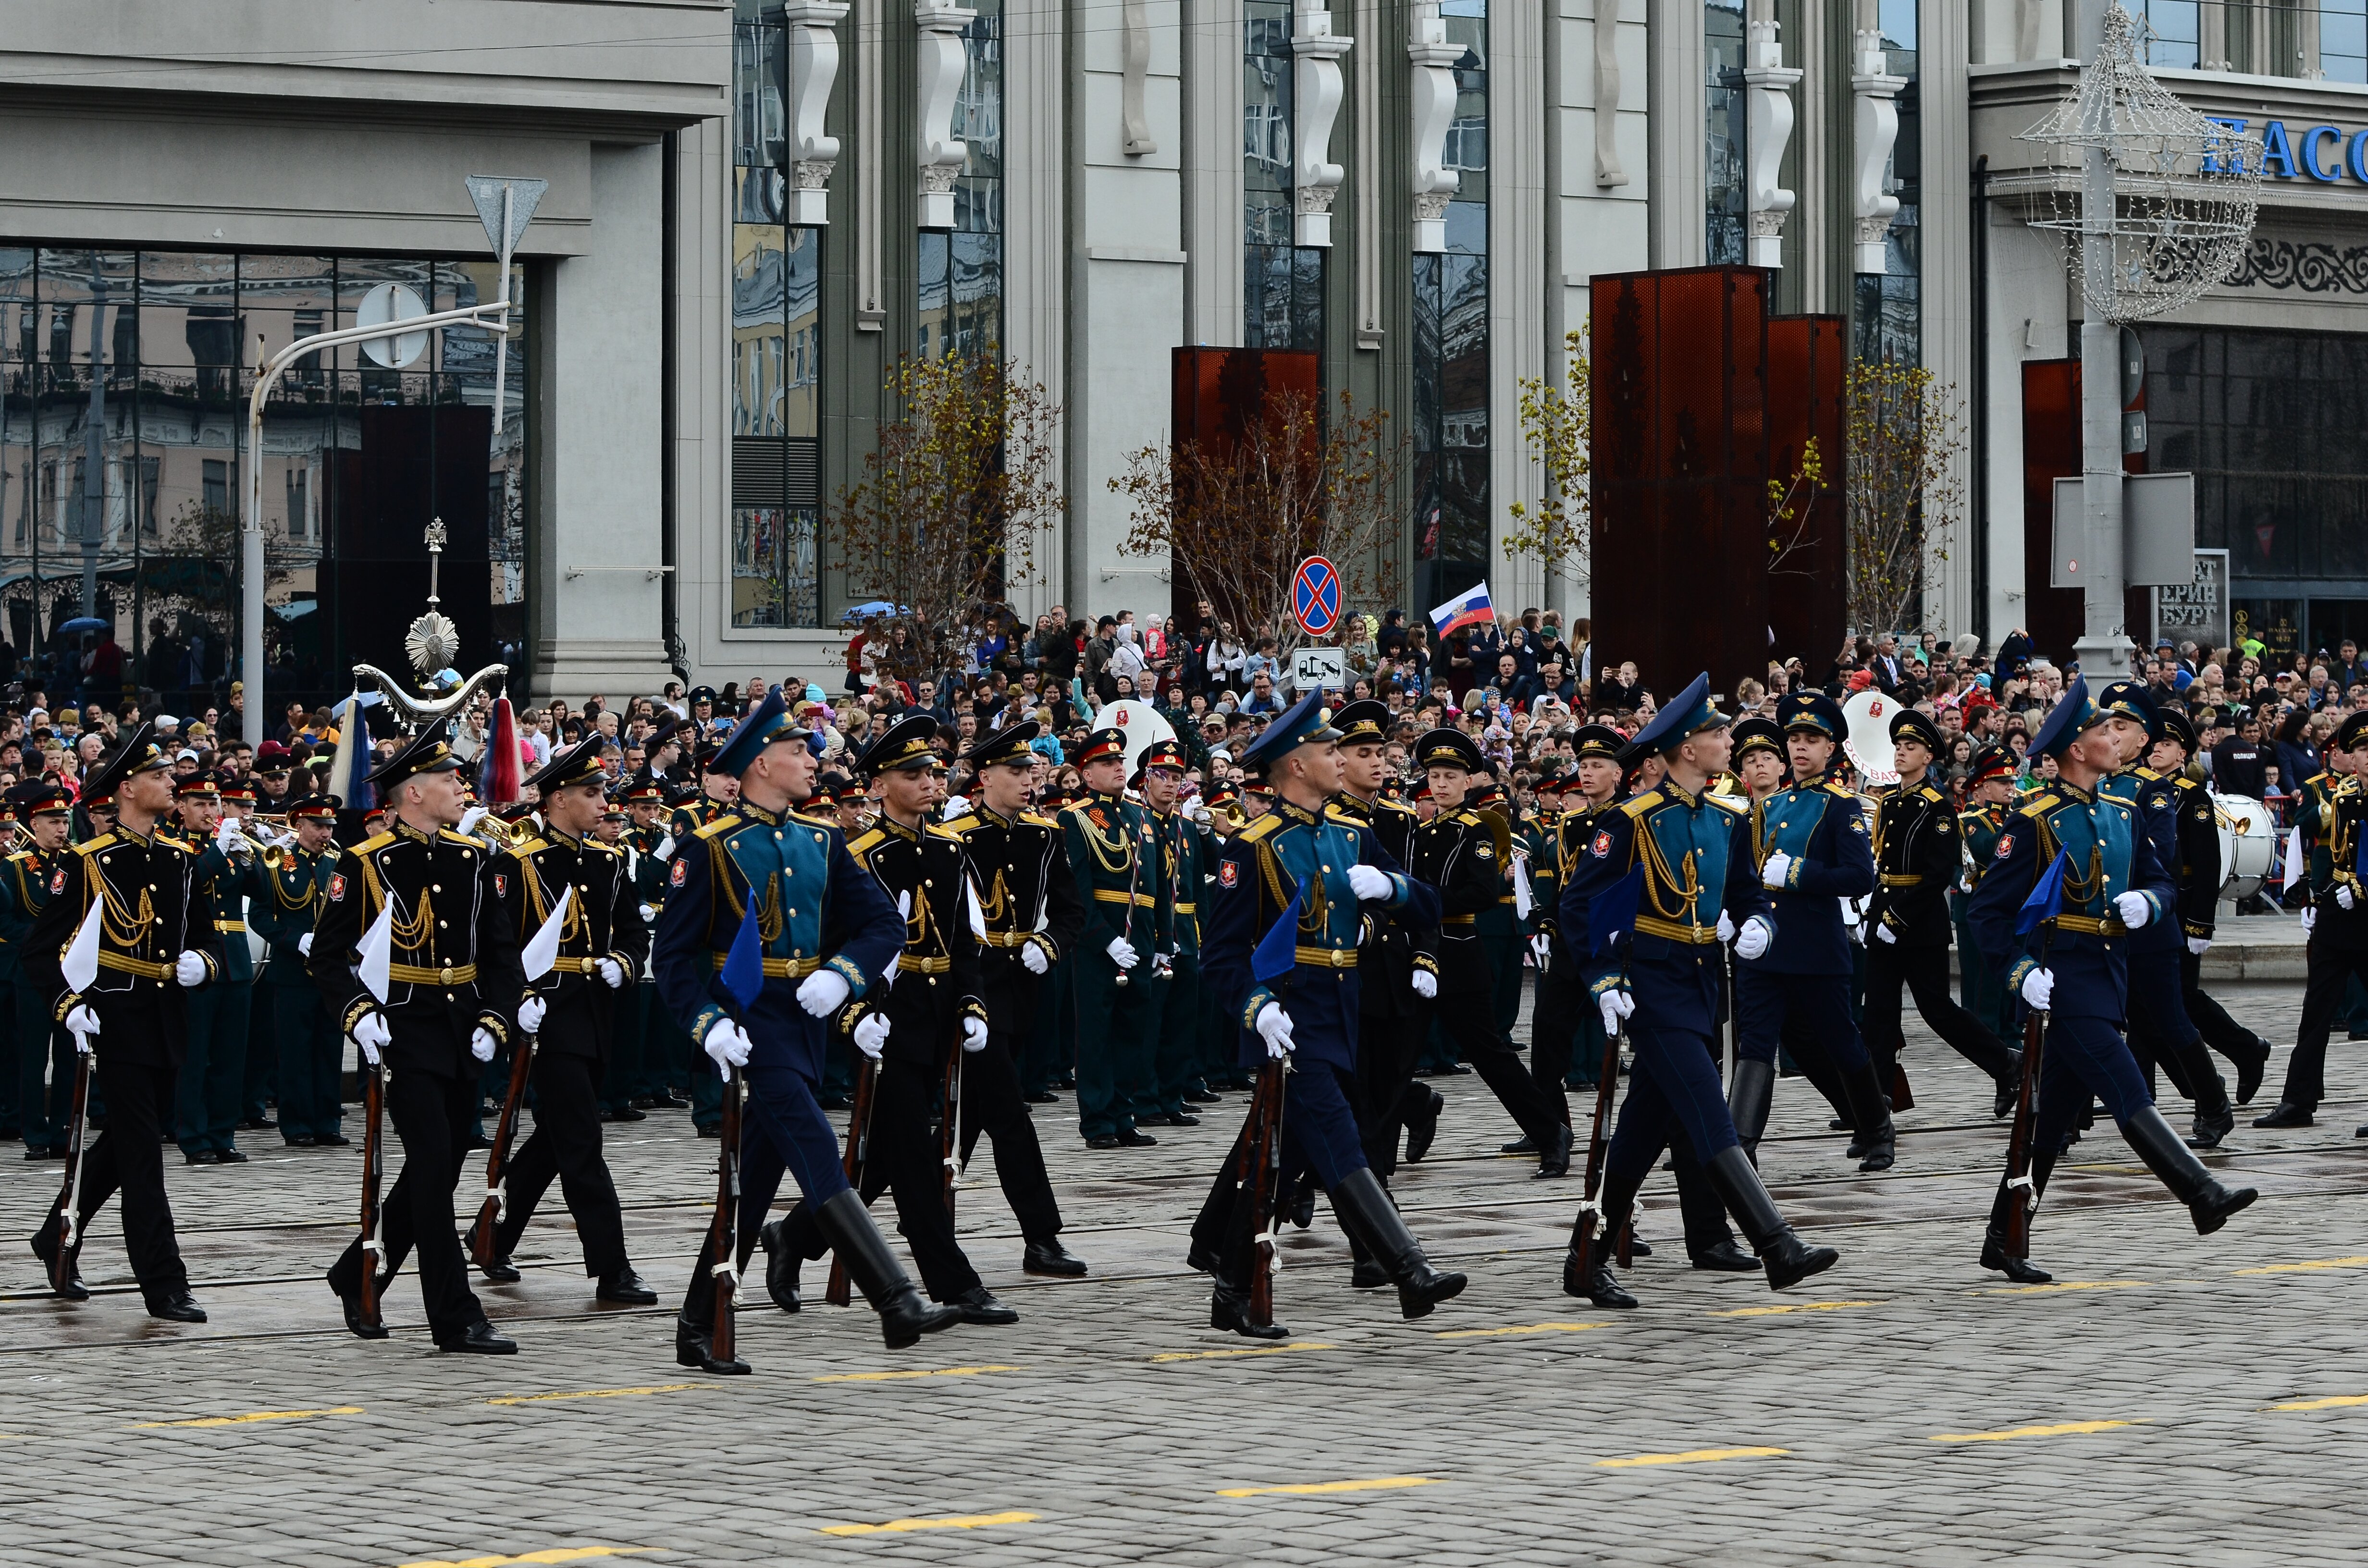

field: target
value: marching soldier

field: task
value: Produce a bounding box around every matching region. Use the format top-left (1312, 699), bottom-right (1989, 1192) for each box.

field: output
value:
top-left (2151, 711), bottom-right (2273, 1107)
top-left (1408, 728), bottom-right (1572, 1176)
top-left (2, 781), bottom-right (74, 1160)
top-left (1967, 677), bottom-right (2256, 1283)
top-left (759, 714), bottom-right (1015, 1326)
top-left (1559, 680), bottom-right (1838, 1309)
top-left (248, 794), bottom-right (346, 1147)
top-left (1139, 737), bottom-right (1208, 1128)
top-left (480, 740), bottom-right (657, 1305)
top-left (1954, 745), bottom-right (2021, 1041)
top-left (1062, 726), bottom-right (1169, 1150)
top-left (620, 772), bottom-right (691, 1113)
top-left (940, 719), bottom-right (1090, 1277)
top-left (1864, 707), bottom-right (2023, 1137)
top-left (2256, 710), bottom-right (2368, 1130)
top-left (1188, 692), bottom-right (1461, 1336)
top-left (665, 746), bottom-right (741, 1138)
top-left (27, 726), bottom-right (223, 1320)
top-left (652, 689), bottom-right (959, 1373)
top-left (315, 720), bottom-right (526, 1353)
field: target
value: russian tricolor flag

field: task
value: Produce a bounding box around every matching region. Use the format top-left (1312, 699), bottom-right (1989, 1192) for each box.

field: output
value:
top-left (1429, 580), bottom-right (1494, 639)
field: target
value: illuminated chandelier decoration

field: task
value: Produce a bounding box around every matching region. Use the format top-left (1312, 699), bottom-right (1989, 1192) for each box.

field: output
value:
top-left (2009, 1), bottom-right (2261, 323)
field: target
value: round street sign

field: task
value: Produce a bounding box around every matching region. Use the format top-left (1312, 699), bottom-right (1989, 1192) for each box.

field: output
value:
top-left (1292, 555), bottom-right (1342, 637)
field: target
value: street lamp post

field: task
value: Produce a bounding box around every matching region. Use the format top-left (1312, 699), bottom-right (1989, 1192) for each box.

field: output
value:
top-left (2073, 0), bottom-right (2127, 680)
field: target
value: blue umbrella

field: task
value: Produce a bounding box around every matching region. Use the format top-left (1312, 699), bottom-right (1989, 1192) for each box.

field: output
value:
top-left (840, 600), bottom-right (911, 624)
top-left (58, 617), bottom-right (111, 636)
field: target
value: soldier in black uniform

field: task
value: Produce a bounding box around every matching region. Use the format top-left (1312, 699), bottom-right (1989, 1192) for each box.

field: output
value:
top-left (2257, 709), bottom-right (2368, 1130)
top-left (761, 715), bottom-right (1016, 1325)
top-left (2152, 710), bottom-right (2272, 1107)
top-left (1408, 728), bottom-right (1572, 1176)
top-left (1530, 726), bottom-right (1628, 1112)
top-left (940, 720), bottom-right (1089, 1277)
top-left (2, 780), bottom-right (75, 1161)
top-left (1864, 707), bottom-right (2021, 1128)
top-left (480, 740), bottom-right (657, 1303)
top-left (315, 720), bottom-right (525, 1353)
top-left (26, 727), bottom-right (222, 1320)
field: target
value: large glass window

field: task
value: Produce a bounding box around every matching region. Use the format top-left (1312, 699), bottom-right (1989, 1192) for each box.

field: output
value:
top-left (1244, 0), bottom-right (1323, 351)
top-left (2134, 0), bottom-right (2201, 68)
top-left (1854, 0), bottom-right (1920, 365)
top-left (917, 0), bottom-right (1004, 361)
top-left (1414, 0), bottom-right (1489, 614)
top-left (2326, 0), bottom-right (2368, 83)
top-left (1705, 0), bottom-right (1747, 266)
top-left (0, 247), bottom-right (525, 714)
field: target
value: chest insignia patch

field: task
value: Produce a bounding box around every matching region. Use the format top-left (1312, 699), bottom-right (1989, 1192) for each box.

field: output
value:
top-left (493, 874), bottom-right (507, 899)
top-left (1219, 860), bottom-right (1239, 888)
top-left (1993, 833), bottom-right (2015, 862)
top-left (670, 858), bottom-right (689, 887)
top-left (48, 868), bottom-right (65, 895)
top-left (328, 873), bottom-right (347, 902)
top-left (1591, 830), bottom-right (1613, 858)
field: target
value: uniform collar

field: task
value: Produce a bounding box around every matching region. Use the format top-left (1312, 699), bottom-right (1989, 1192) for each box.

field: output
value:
top-left (1659, 777), bottom-right (1702, 808)
top-left (2053, 779), bottom-right (2096, 805)
top-left (543, 822), bottom-right (581, 847)
top-left (977, 801), bottom-right (1012, 827)
top-left (1790, 769), bottom-right (1827, 791)
top-left (740, 800), bottom-right (783, 826)
top-left (393, 816), bottom-right (439, 845)
top-left (876, 812), bottom-right (923, 842)
top-left (1276, 798), bottom-right (1323, 828)
top-left (1332, 791), bottom-right (1375, 820)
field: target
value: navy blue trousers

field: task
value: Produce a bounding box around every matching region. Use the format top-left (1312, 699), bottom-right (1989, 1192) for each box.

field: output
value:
top-left (1736, 969), bottom-right (1869, 1072)
top-left (1605, 1020), bottom-right (1742, 1195)
top-left (2033, 1012), bottom-right (2154, 1154)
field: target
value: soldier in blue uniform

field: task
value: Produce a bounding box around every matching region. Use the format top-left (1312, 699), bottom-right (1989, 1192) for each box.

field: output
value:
top-left (1558, 675), bottom-right (1840, 1309)
top-left (1729, 692), bottom-right (1895, 1173)
top-left (1, 782), bottom-right (75, 1160)
top-left (1189, 692), bottom-right (1460, 1336)
top-left (1967, 677), bottom-right (2257, 1284)
top-left (649, 688), bottom-right (960, 1373)
top-left (247, 793), bottom-right (345, 1147)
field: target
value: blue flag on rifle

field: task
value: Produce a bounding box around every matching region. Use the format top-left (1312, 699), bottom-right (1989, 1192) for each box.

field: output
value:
top-left (1592, 866), bottom-right (1644, 958)
top-left (2016, 851), bottom-right (2072, 937)
top-left (721, 898), bottom-right (766, 1011)
top-left (1252, 886), bottom-right (1304, 984)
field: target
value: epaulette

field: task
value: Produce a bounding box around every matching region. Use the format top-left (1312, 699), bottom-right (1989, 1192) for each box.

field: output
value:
top-left (587, 840), bottom-right (621, 857)
top-left (1618, 790), bottom-right (1665, 820)
top-left (1956, 809), bottom-right (1987, 828)
top-left (849, 827), bottom-right (888, 856)
top-left (691, 814), bottom-right (741, 841)
top-left (1021, 811), bottom-right (1060, 829)
top-left (925, 824), bottom-right (965, 845)
top-left (1706, 793), bottom-right (1748, 817)
top-left (939, 813), bottom-right (982, 836)
top-left (2135, 765), bottom-right (2163, 782)
top-left (787, 809), bottom-right (836, 831)
top-left (1918, 783), bottom-right (1947, 802)
top-left (73, 832), bottom-right (117, 858)
top-left (1233, 813), bottom-right (1282, 844)
top-left (4, 848), bottom-right (33, 864)
top-left (1822, 780), bottom-right (1856, 797)
top-left (513, 836), bottom-right (551, 858)
top-left (2015, 793), bottom-right (2060, 820)
top-left (438, 829), bottom-right (486, 850)
top-left (352, 830), bottom-right (395, 855)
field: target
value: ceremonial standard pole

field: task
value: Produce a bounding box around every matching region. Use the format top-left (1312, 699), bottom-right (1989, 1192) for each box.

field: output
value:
top-left (2072, 0), bottom-right (2130, 681)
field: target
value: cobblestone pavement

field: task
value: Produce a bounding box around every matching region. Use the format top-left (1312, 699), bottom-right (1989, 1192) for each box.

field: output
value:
top-left (5, 967), bottom-right (2368, 1566)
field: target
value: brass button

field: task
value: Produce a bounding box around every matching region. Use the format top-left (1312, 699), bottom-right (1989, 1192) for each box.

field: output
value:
top-left (438, 919), bottom-right (448, 929)
top-left (432, 884), bottom-right (442, 893)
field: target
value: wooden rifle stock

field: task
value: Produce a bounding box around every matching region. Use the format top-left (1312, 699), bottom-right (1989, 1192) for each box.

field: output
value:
top-left (1570, 1016), bottom-right (1623, 1280)
top-left (826, 1057), bottom-right (878, 1306)
top-left (358, 1061), bottom-right (387, 1334)
top-left (1242, 1058), bottom-right (1286, 1326)
top-left (48, 1050), bottom-right (93, 1293)
top-left (707, 1066), bottom-right (744, 1365)
top-left (469, 1035), bottom-right (537, 1266)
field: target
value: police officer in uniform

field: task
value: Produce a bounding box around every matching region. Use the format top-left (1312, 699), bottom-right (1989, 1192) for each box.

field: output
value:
top-left (27, 727), bottom-right (222, 1319)
top-left (1558, 678), bottom-right (1839, 1308)
top-left (481, 740), bottom-right (657, 1304)
top-left (1865, 707), bottom-right (2021, 1128)
top-left (1, 781), bottom-right (75, 1159)
top-left (1408, 728), bottom-right (1573, 1175)
top-left (248, 794), bottom-right (345, 1147)
top-left (1968, 677), bottom-right (2256, 1282)
top-left (939, 720), bottom-right (1088, 1276)
top-left (1189, 692), bottom-right (1460, 1336)
top-left (1062, 726), bottom-right (1170, 1149)
top-left (760, 714), bottom-right (1017, 1326)
top-left (2150, 710), bottom-right (2273, 1107)
top-left (316, 721), bottom-right (525, 1353)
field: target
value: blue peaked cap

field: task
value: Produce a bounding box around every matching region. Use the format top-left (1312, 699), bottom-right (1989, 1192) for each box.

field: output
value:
top-left (1628, 672), bottom-right (1727, 756)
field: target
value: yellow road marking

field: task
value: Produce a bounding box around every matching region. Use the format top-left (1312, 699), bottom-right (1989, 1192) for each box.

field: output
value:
top-left (2235, 1256), bottom-right (2368, 1276)
top-left (1434, 1322), bottom-right (1608, 1339)
top-left (486, 1384), bottom-right (712, 1407)
top-left (814, 1365), bottom-right (1020, 1384)
top-left (1930, 1420), bottom-right (2148, 1443)
top-left (1150, 1341), bottom-right (1335, 1363)
top-left (818, 1512), bottom-right (1037, 1537)
top-left (134, 1405), bottom-right (363, 1430)
top-left (1708, 1300), bottom-right (1882, 1319)
top-left (396, 1550), bottom-right (652, 1568)
top-left (1594, 1446), bottom-right (1789, 1469)
top-left (2266, 1394), bottom-right (2368, 1412)
top-left (1218, 1476), bottom-right (1441, 1497)
top-left (1975, 1280), bottom-right (2148, 1297)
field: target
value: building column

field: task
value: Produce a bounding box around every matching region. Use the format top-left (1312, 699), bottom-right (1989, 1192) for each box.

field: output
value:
top-left (1008, 0), bottom-right (1069, 621)
top-left (1493, 0), bottom-right (1548, 616)
top-left (1645, 0), bottom-right (1706, 269)
top-left (1181, 0), bottom-right (1245, 353)
top-left (1922, 0), bottom-right (1975, 640)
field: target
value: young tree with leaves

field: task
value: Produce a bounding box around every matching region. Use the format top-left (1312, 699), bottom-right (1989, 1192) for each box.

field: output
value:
top-left (1844, 361), bottom-right (1965, 636)
top-left (1502, 328), bottom-right (1591, 588)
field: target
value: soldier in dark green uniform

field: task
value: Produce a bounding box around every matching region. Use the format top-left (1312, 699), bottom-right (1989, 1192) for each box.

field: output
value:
top-left (1140, 738), bottom-right (1206, 1127)
top-left (1, 782), bottom-right (74, 1158)
top-left (173, 774), bottom-right (266, 1165)
top-left (248, 794), bottom-right (345, 1147)
top-left (1061, 726), bottom-right (1170, 1149)
top-left (620, 772), bottom-right (688, 1111)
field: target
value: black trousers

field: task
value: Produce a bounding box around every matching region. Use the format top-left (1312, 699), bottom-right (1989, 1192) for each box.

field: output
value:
top-left (1416, 991), bottom-right (1566, 1147)
top-left (494, 1050), bottom-right (628, 1278)
top-left (39, 1058), bottom-right (187, 1299)
top-left (1352, 1004), bottom-right (1420, 1176)
top-left (1862, 941), bottom-right (2017, 1084)
top-left (955, 1030), bottom-right (1062, 1242)
top-left (329, 1066), bottom-right (484, 1337)
top-left (2275, 940), bottom-right (2368, 1111)
top-left (778, 1054), bottom-right (981, 1301)
top-left (2180, 948), bottom-right (2266, 1066)
top-left (1531, 959), bottom-right (1585, 1117)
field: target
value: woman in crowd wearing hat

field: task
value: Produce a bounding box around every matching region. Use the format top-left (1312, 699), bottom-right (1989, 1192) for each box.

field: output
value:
top-left (27, 725), bottom-right (224, 1322)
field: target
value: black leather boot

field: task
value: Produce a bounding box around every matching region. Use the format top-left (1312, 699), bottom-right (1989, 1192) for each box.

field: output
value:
top-left (673, 1234), bottom-right (750, 1374)
top-left (1329, 1166), bottom-right (1466, 1320)
top-left (814, 1188), bottom-right (963, 1348)
top-left (1403, 1087), bottom-right (1445, 1164)
top-left (1703, 1145), bottom-right (1838, 1291)
top-left (1978, 1148), bottom-right (2057, 1284)
top-left (30, 1217), bottom-right (88, 1301)
top-left (1727, 1057), bottom-right (1775, 1162)
top-left (759, 1218), bottom-right (802, 1312)
top-left (2121, 1105), bottom-right (2258, 1234)
top-left (1841, 1061), bottom-right (1896, 1174)
top-left (1210, 1269), bottom-right (1289, 1339)
top-left (1993, 1054), bottom-right (2024, 1121)
top-left (1561, 1160), bottom-right (1642, 1309)
top-left (1346, 1225), bottom-right (1389, 1289)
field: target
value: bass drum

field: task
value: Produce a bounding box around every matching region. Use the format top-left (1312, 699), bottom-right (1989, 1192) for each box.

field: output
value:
top-left (2214, 794), bottom-right (2277, 903)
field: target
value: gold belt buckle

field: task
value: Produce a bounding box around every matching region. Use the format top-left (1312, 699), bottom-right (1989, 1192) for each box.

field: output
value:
top-left (440, 963), bottom-right (455, 986)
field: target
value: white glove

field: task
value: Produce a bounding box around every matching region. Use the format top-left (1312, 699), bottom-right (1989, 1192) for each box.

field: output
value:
top-left (654, 834), bottom-right (677, 861)
top-left (1153, 951), bottom-right (1175, 978)
top-left (703, 1017), bottom-right (753, 1078)
top-left (1530, 933), bottom-right (1552, 966)
top-left (1411, 967), bottom-right (1438, 1000)
top-left (517, 994), bottom-right (548, 1033)
top-left (214, 818), bottom-right (248, 858)
top-left (1021, 941), bottom-right (1050, 976)
top-left (2186, 936), bottom-right (2211, 956)
top-left (1734, 916), bottom-right (1773, 962)
top-left (797, 967), bottom-right (852, 1017)
top-left (470, 1027), bottom-right (498, 1063)
top-left (351, 1009), bottom-right (391, 1067)
top-left (1106, 936), bottom-right (1139, 970)
top-left (1875, 921), bottom-right (1898, 944)
top-left (596, 957), bottom-right (627, 989)
top-left (2114, 891), bottom-right (2152, 928)
top-left (458, 805), bottom-right (490, 837)
top-left (639, 903), bottom-right (658, 925)
top-left (1760, 851), bottom-right (1793, 890)
top-left (173, 950), bottom-right (208, 987)
top-left (298, 932), bottom-right (314, 957)
top-left (2021, 967), bottom-right (2055, 1012)
top-left (962, 1016), bottom-right (988, 1053)
top-left (1346, 864), bottom-right (1393, 902)
top-left (2341, 885), bottom-right (2357, 912)
top-left (2303, 906), bottom-right (2319, 935)
top-left (1715, 910), bottom-right (1735, 945)
top-left (64, 1003), bottom-right (99, 1048)
top-left (1599, 987), bottom-right (1635, 1035)
top-left (852, 1011), bottom-right (891, 1060)
top-left (1255, 1001), bottom-right (1295, 1058)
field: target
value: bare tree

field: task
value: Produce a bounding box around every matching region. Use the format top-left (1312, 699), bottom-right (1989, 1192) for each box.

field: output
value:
top-left (1845, 361), bottom-right (1965, 635)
